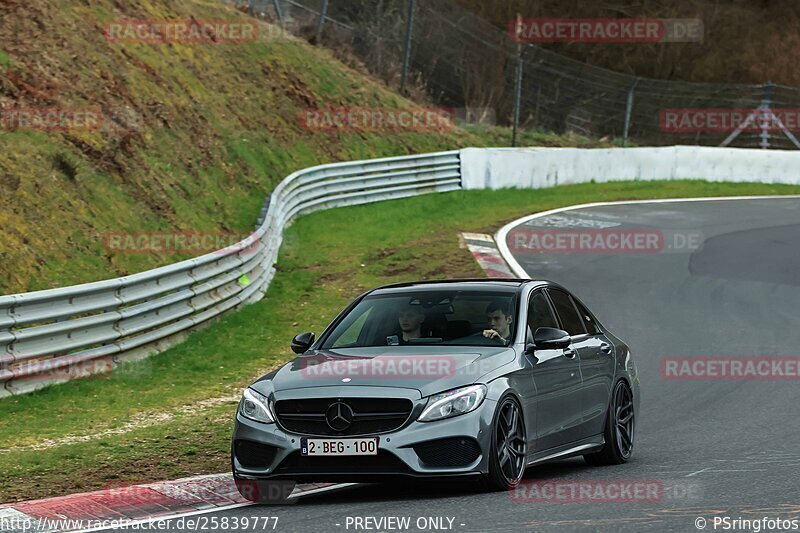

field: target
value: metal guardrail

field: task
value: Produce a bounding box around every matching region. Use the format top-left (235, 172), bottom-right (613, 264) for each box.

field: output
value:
top-left (0, 150), bottom-right (461, 396)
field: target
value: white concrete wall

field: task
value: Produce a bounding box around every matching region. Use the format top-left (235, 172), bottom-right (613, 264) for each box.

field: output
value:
top-left (460, 146), bottom-right (800, 189)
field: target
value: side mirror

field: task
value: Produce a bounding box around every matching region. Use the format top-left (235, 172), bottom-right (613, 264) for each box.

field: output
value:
top-left (532, 327), bottom-right (571, 350)
top-left (290, 332), bottom-right (315, 354)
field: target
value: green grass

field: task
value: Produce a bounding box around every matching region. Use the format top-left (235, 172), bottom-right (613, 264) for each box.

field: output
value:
top-left (2, 179), bottom-right (800, 502)
top-left (0, 50), bottom-right (10, 68)
top-left (1, 403), bottom-right (237, 501)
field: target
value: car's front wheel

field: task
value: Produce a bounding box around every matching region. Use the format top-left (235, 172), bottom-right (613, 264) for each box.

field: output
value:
top-left (584, 380), bottom-right (635, 465)
top-left (480, 395), bottom-right (527, 491)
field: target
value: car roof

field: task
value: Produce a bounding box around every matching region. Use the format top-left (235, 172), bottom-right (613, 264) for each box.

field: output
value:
top-left (368, 278), bottom-right (544, 295)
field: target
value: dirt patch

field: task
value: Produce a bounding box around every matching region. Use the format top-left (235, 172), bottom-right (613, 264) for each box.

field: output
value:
top-left (367, 236), bottom-right (484, 281)
top-left (383, 264), bottom-right (416, 276)
top-left (261, 62), bottom-right (319, 109)
top-left (316, 270), bottom-right (350, 286)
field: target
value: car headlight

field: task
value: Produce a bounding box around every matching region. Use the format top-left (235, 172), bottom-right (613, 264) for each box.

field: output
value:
top-left (418, 384), bottom-right (487, 422)
top-left (239, 388), bottom-right (275, 423)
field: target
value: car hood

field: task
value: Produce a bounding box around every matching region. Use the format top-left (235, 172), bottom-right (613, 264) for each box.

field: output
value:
top-left (263, 345), bottom-right (516, 397)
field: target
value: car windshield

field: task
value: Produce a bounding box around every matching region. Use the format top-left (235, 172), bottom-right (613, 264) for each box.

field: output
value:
top-left (320, 289), bottom-right (518, 349)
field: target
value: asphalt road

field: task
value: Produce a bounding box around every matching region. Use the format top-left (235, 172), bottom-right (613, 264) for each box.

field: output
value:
top-left (113, 197), bottom-right (800, 532)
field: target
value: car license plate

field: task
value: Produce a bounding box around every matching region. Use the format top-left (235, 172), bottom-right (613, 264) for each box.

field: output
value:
top-left (301, 437), bottom-right (379, 456)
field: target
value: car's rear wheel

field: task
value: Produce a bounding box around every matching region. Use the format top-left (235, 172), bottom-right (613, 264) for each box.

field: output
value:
top-left (479, 396), bottom-right (527, 491)
top-left (584, 380), bottom-right (635, 465)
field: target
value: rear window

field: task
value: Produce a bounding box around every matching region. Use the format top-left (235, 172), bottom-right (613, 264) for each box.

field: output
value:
top-left (574, 298), bottom-right (601, 334)
top-left (547, 289), bottom-right (587, 336)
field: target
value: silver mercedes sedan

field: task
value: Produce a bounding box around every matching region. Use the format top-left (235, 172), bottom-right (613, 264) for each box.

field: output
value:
top-left (231, 279), bottom-right (639, 501)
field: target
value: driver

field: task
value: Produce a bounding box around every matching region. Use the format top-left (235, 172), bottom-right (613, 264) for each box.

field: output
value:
top-left (482, 300), bottom-right (514, 344)
top-left (396, 304), bottom-right (427, 343)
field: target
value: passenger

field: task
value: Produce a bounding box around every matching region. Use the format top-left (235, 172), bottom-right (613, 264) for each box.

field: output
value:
top-left (482, 300), bottom-right (514, 344)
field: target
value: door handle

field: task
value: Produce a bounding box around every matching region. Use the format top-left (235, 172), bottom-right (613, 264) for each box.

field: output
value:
top-left (600, 343), bottom-right (612, 354)
top-left (563, 348), bottom-right (577, 359)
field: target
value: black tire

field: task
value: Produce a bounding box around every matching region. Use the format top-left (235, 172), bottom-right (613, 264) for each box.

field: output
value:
top-left (478, 395), bottom-right (527, 491)
top-left (584, 380), bottom-right (635, 466)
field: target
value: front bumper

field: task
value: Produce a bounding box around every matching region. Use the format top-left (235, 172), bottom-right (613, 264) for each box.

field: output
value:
top-left (232, 392), bottom-right (497, 482)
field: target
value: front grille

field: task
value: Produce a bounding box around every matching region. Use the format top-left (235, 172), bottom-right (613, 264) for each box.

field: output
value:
top-left (274, 397), bottom-right (413, 436)
top-left (414, 437), bottom-right (482, 467)
top-left (235, 440), bottom-right (278, 468)
top-left (274, 451), bottom-right (411, 475)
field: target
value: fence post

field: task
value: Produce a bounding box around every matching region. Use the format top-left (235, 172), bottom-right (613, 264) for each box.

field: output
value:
top-left (759, 82), bottom-right (775, 149)
top-left (272, 0), bottom-right (285, 33)
top-left (623, 77), bottom-right (640, 147)
top-left (399, 0), bottom-right (416, 94)
top-left (315, 0), bottom-right (329, 43)
top-left (512, 44), bottom-right (532, 147)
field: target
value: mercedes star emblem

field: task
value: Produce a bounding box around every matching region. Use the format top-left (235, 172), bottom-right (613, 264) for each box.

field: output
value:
top-left (325, 401), bottom-right (354, 431)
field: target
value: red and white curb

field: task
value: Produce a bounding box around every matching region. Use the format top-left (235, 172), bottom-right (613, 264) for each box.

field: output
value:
top-left (0, 474), bottom-right (354, 532)
top-left (460, 232), bottom-right (516, 278)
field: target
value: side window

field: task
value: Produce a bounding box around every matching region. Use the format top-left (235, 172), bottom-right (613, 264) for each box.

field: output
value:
top-left (332, 307), bottom-right (373, 348)
top-left (547, 289), bottom-right (587, 336)
top-left (527, 291), bottom-right (559, 339)
top-left (574, 299), bottom-right (601, 334)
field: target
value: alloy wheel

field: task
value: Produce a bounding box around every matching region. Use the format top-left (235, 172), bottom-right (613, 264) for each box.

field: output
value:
top-left (494, 399), bottom-right (527, 484)
top-left (614, 382), bottom-right (635, 459)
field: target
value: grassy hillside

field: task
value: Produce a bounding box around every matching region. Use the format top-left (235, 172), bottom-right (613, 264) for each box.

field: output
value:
top-left (0, 0), bottom-right (613, 295)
